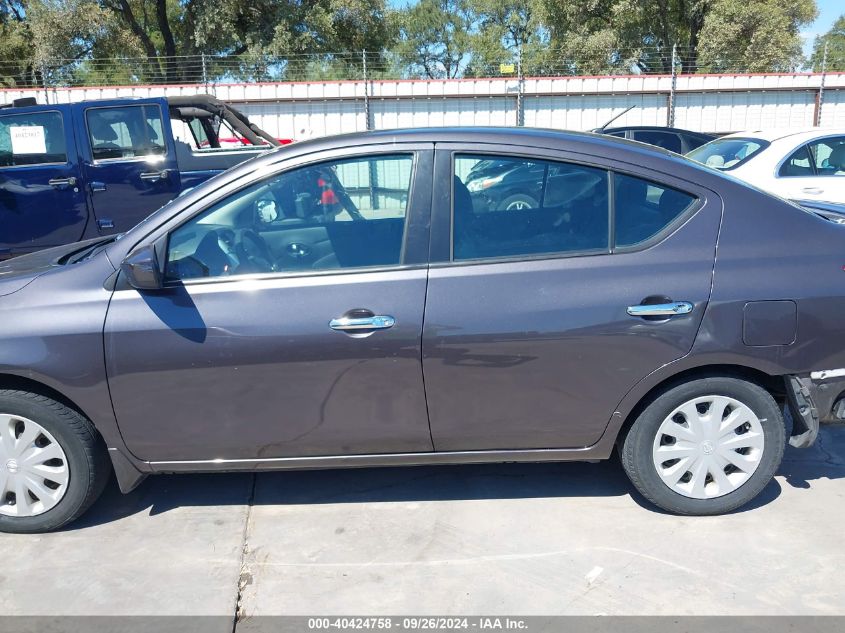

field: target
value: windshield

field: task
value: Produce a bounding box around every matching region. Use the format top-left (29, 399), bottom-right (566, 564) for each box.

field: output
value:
top-left (686, 137), bottom-right (769, 170)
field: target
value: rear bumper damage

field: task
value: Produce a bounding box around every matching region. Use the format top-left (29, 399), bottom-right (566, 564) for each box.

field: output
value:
top-left (785, 370), bottom-right (845, 448)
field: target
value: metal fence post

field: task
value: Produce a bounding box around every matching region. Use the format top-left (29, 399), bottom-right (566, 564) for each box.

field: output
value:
top-left (668, 44), bottom-right (677, 127)
top-left (201, 53), bottom-right (208, 92)
top-left (516, 43), bottom-right (524, 127)
top-left (363, 50), bottom-right (373, 131)
top-left (40, 62), bottom-right (50, 105)
top-left (816, 41), bottom-right (828, 127)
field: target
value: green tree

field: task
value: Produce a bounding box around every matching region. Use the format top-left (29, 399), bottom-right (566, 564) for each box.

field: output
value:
top-left (269, 0), bottom-right (396, 79)
top-left (394, 0), bottom-right (475, 78)
top-left (465, 0), bottom-right (549, 76)
top-left (541, 0), bottom-right (816, 75)
top-left (810, 14), bottom-right (845, 72)
top-left (0, 1), bottom-right (32, 87)
top-left (696, 0), bottom-right (817, 72)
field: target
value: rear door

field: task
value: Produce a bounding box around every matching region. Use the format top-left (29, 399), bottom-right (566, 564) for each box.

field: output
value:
top-left (423, 146), bottom-right (721, 451)
top-left (80, 101), bottom-right (181, 234)
top-left (0, 106), bottom-right (87, 255)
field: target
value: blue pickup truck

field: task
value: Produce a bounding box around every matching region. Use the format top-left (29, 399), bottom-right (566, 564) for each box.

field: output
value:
top-left (0, 95), bottom-right (280, 257)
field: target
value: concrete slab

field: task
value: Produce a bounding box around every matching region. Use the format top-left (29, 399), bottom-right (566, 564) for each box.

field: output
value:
top-left (0, 473), bottom-right (253, 618)
top-left (1, 428), bottom-right (843, 619)
top-left (240, 426), bottom-right (845, 616)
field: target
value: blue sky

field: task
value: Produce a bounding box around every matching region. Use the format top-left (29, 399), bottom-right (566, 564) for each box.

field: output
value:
top-left (802, 0), bottom-right (842, 56)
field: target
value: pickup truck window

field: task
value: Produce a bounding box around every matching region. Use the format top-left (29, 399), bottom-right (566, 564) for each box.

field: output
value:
top-left (86, 105), bottom-right (166, 161)
top-left (0, 111), bottom-right (67, 168)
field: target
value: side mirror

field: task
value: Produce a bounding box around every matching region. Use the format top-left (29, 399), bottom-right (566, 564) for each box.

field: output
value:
top-left (121, 245), bottom-right (163, 290)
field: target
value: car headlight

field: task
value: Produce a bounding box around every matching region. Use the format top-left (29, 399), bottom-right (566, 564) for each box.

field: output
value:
top-left (466, 174), bottom-right (505, 192)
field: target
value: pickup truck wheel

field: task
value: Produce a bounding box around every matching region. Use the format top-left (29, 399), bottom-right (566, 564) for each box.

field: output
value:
top-left (621, 377), bottom-right (785, 515)
top-left (0, 390), bottom-right (110, 534)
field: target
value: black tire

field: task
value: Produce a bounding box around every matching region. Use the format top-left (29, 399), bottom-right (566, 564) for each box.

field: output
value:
top-left (621, 377), bottom-right (785, 515)
top-left (0, 390), bottom-right (110, 533)
top-left (499, 193), bottom-right (538, 211)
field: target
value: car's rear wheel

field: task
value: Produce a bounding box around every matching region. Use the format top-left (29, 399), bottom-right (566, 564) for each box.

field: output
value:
top-left (0, 390), bottom-right (110, 533)
top-left (621, 377), bottom-right (785, 515)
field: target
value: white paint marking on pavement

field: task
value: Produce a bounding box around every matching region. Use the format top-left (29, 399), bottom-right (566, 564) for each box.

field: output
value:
top-left (585, 566), bottom-right (604, 586)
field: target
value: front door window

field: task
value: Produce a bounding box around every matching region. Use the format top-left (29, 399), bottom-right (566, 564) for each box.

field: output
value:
top-left (166, 154), bottom-right (415, 280)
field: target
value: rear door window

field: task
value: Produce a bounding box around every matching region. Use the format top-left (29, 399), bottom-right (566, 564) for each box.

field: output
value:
top-left (86, 105), bottom-right (166, 161)
top-left (451, 153), bottom-right (698, 261)
top-left (0, 111), bottom-right (67, 168)
top-left (454, 154), bottom-right (609, 261)
top-left (808, 137), bottom-right (845, 176)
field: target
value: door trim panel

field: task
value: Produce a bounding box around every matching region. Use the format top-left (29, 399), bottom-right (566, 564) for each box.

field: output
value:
top-left (148, 445), bottom-right (607, 472)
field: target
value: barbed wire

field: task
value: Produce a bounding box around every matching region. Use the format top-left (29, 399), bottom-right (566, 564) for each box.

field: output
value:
top-left (1, 49), bottom-right (843, 89)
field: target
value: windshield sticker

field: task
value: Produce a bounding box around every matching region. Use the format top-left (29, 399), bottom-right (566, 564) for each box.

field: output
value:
top-left (10, 125), bottom-right (48, 155)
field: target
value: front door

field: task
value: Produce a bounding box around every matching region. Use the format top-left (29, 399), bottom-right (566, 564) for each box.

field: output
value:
top-left (105, 149), bottom-right (434, 461)
top-left (423, 148), bottom-right (721, 451)
top-left (81, 103), bottom-right (181, 234)
top-left (0, 107), bottom-right (87, 255)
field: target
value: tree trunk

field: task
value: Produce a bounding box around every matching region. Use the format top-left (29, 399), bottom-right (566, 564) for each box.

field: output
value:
top-left (155, 0), bottom-right (180, 82)
top-left (108, 0), bottom-right (165, 83)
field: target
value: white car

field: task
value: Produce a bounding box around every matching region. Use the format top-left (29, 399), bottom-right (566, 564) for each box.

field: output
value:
top-left (687, 129), bottom-right (845, 204)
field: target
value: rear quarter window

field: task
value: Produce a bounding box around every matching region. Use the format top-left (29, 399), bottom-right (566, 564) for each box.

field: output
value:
top-left (614, 174), bottom-right (697, 248)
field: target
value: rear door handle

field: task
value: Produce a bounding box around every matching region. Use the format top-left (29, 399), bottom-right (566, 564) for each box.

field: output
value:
top-left (140, 170), bottom-right (170, 183)
top-left (627, 301), bottom-right (693, 317)
top-left (329, 315), bottom-right (395, 331)
top-left (802, 187), bottom-right (823, 195)
top-left (48, 176), bottom-right (77, 188)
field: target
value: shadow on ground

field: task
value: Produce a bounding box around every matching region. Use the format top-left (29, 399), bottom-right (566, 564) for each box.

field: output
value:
top-left (66, 425), bottom-right (845, 531)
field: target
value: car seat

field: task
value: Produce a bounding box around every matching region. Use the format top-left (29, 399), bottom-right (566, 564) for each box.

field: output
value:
top-left (827, 146), bottom-right (845, 174)
top-left (89, 118), bottom-right (122, 160)
top-left (452, 175), bottom-right (477, 259)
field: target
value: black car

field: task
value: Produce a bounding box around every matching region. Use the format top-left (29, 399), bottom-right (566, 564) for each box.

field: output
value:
top-left (596, 126), bottom-right (716, 154)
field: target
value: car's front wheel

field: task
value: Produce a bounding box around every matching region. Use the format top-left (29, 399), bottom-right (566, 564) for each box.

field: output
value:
top-left (499, 193), bottom-right (538, 211)
top-left (0, 390), bottom-right (110, 533)
top-left (621, 376), bottom-right (785, 515)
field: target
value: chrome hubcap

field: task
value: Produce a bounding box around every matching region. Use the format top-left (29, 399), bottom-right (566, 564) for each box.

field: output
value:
top-left (0, 414), bottom-right (69, 517)
top-left (652, 395), bottom-right (765, 499)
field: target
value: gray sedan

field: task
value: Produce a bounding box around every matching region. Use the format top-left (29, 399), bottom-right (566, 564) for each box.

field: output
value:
top-left (0, 127), bottom-right (843, 533)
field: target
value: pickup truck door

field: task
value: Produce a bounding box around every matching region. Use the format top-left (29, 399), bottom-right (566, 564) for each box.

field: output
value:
top-left (0, 105), bottom-right (88, 255)
top-left (80, 102), bottom-right (181, 234)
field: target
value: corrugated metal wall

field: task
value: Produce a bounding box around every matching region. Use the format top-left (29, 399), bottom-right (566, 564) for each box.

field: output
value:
top-left (3, 73), bottom-right (844, 140)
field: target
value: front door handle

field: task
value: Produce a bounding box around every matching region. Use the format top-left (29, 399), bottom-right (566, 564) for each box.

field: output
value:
top-left (627, 301), bottom-right (693, 317)
top-left (48, 176), bottom-right (77, 188)
top-left (802, 187), bottom-right (823, 195)
top-left (329, 315), bottom-right (395, 332)
top-left (140, 169), bottom-right (170, 183)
